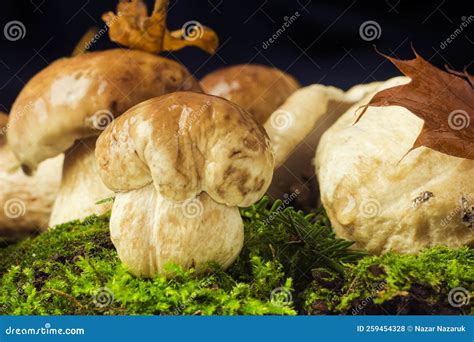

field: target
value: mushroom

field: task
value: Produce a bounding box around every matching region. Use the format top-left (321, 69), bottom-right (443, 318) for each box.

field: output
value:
top-left (316, 76), bottom-right (474, 254)
top-left (200, 64), bottom-right (300, 125)
top-left (0, 112), bottom-right (62, 237)
top-left (7, 49), bottom-right (201, 226)
top-left (95, 92), bottom-right (274, 277)
top-left (263, 81), bottom-right (384, 207)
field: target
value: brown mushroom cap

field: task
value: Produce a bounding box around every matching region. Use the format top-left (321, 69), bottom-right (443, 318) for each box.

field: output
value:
top-left (200, 64), bottom-right (300, 125)
top-left (96, 91), bottom-right (274, 207)
top-left (7, 48), bottom-right (201, 174)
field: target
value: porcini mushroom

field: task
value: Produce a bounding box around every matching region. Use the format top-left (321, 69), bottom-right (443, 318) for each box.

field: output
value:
top-left (316, 76), bottom-right (474, 253)
top-left (95, 92), bottom-right (274, 277)
top-left (200, 64), bottom-right (300, 125)
top-left (7, 0), bottom-right (220, 226)
top-left (0, 112), bottom-right (62, 237)
top-left (7, 50), bottom-right (201, 227)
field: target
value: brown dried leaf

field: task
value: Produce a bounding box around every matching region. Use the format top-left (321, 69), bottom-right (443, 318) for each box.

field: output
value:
top-left (356, 50), bottom-right (474, 160)
top-left (71, 27), bottom-right (99, 56)
top-left (102, 0), bottom-right (219, 55)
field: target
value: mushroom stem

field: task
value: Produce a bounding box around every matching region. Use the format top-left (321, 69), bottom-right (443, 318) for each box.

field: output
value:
top-left (110, 184), bottom-right (244, 277)
top-left (48, 137), bottom-right (114, 227)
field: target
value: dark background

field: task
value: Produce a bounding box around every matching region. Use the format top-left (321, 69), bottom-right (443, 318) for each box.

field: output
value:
top-left (0, 0), bottom-right (472, 112)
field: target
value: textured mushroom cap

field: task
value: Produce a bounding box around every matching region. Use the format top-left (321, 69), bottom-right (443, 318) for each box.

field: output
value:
top-left (0, 112), bottom-right (63, 236)
top-left (200, 64), bottom-right (300, 125)
top-left (96, 92), bottom-right (274, 207)
top-left (7, 49), bottom-right (201, 173)
top-left (316, 77), bottom-right (474, 254)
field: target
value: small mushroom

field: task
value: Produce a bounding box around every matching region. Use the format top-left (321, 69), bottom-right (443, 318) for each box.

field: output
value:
top-left (316, 76), bottom-right (474, 253)
top-left (7, 49), bottom-right (201, 226)
top-left (95, 92), bottom-right (274, 277)
top-left (0, 112), bottom-right (62, 237)
top-left (200, 64), bottom-right (300, 125)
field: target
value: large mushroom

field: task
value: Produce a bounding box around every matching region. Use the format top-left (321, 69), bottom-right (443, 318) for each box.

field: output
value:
top-left (7, 49), bottom-right (201, 227)
top-left (7, 0), bottom-right (219, 226)
top-left (200, 64), bottom-right (300, 125)
top-left (95, 92), bottom-right (274, 277)
top-left (0, 112), bottom-right (62, 237)
top-left (316, 76), bottom-right (474, 253)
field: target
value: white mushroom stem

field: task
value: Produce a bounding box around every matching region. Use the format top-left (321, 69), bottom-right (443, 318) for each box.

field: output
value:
top-left (49, 137), bottom-right (114, 227)
top-left (0, 141), bottom-right (62, 236)
top-left (110, 184), bottom-right (244, 277)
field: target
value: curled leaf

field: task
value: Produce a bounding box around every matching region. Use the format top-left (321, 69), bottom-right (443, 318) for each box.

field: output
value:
top-left (71, 27), bottom-right (99, 56)
top-left (102, 0), bottom-right (219, 55)
top-left (356, 50), bottom-right (474, 160)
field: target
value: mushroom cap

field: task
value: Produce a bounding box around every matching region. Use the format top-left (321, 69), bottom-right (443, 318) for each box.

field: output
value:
top-left (200, 64), bottom-right (300, 125)
top-left (7, 48), bottom-right (201, 174)
top-left (96, 91), bottom-right (274, 207)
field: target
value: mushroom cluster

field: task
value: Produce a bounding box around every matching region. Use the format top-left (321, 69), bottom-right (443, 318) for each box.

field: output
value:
top-left (95, 92), bottom-right (274, 276)
top-left (7, 49), bottom-right (201, 227)
top-left (201, 63), bottom-right (384, 206)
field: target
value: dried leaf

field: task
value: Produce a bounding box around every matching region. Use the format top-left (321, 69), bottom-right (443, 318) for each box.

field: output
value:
top-left (356, 50), bottom-right (474, 160)
top-left (102, 0), bottom-right (219, 55)
top-left (71, 27), bottom-right (99, 56)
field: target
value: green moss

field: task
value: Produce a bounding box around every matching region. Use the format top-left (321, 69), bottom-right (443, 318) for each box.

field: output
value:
top-left (0, 198), bottom-right (472, 315)
top-left (0, 214), bottom-right (295, 315)
top-left (304, 246), bottom-right (474, 315)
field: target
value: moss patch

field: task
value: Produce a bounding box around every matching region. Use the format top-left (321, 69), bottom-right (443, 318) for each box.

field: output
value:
top-left (304, 246), bottom-right (474, 315)
top-left (0, 199), bottom-right (472, 315)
